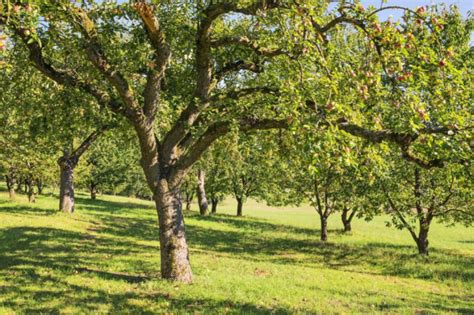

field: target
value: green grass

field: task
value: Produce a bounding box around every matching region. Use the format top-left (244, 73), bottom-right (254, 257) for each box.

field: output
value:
top-left (0, 189), bottom-right (472, 314)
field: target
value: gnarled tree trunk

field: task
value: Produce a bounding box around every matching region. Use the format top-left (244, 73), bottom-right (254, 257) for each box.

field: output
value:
top-left (196, 169), bottom-right (208, 215)
top-left (211, 197), bottom-right (218, 214)
top-left (57, 128), bottom-right (106, 213)
top-left (58, 155), bottom-right (77, 213)
top-left (5, 175), bottom-right (16, 200)
top-left (155, 177), bottom-right (193, 283)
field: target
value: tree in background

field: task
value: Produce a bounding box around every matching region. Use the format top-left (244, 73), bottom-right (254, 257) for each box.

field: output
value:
top-left (196, 168), bottom-right (209, 215)
top-left (376, 158), bottom-right (473, 255)
top-left (227, 133), bottom-right (279, 217)
top-left (203, 141), bottom-right (232, 214)
top-left (269, 127), bottom-right (380, 241)
top-left (181, 174), bottom-right (196, 212)
top-left (0, 44), bottom-right (114, 211)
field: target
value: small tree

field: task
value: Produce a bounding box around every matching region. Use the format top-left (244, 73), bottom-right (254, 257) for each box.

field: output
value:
top-left (227, 134), bottom-right (277, 217)
top-left (378, 159), bottom-right (473, 255)
top-left (204, 143), bottom-right (231, 214)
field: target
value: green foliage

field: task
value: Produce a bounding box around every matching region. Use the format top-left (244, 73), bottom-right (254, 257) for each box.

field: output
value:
top-left (76, 129), bottom-right (151, 199)
top-left (378, 157), bottom-right (473, 231)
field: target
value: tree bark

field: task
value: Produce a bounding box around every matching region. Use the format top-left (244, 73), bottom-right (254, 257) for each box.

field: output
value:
top-left (341, 207), bottom-right (355, 233)
top-left (36, 179), bottom-right (43, 195)
top-left (16, 177), bottom-right (23, 193)
top-left (58, 156), bottom-right (77, 213)
top-left (90, 181), bottom-right (97, 200)
top-left (320, 215), bottom-right (328, 242)
top-left (185, 191), bottom-right (193, 211)
top-left (5, 175), bottom-right (16, 200)
top-left (417, 219), bottom-right (430, 255)
top-left (25, 178), bottom-right (35, 203)
top-left (236, 196), bottom-right (243, 216)
top-left (196, 169), bottom-right (208, 215)
top-left (155, 179), bottom-right (193, 283)
top-left (211, 198), bottom-right (218, 214)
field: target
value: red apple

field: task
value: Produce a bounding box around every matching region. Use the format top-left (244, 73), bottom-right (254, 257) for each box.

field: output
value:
top-left (416, 6), bottom-right (426, 15)
top-left (325, 102), bottom-right (335, 111)
top-left (416, 108), bottom-right (427, 120)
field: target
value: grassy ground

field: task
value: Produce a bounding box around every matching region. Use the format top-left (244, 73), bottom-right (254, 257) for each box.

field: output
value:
top-left (0, 189), bottom-right (472, 314)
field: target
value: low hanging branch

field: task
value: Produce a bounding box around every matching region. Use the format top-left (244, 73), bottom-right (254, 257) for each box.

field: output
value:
top-left (335, 118), bottom-right (449, 168)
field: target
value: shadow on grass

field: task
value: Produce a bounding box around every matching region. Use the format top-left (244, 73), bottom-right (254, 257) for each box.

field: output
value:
top-left (0, 225), bottom-right (294, 314)
top-left (74, 195), bottom-right (154, 212)
top-left (0, 200), bottom-right (472, 313)
top-left (0, 199), bottom-right (57, 216)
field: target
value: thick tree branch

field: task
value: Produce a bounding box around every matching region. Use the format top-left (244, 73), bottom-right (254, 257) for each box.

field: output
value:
top-left (134, 1), bottom-right (171, 120)
top-left (72, 125), bottom-right (110, 159)
top-left (161, 0), bottom-right (288, 161)
top-left (215, 60), bottom-right (261, 80)
top-left (335, 119), bottom-right (450, 168)
top-left (69, 8), bottom-right (141, 117)
top-left (10, 28), bottom-right (124, 115)
top-left (176, 118), bottom-right (288, 172)
top-left (211, 36), bottom-right (286, 58)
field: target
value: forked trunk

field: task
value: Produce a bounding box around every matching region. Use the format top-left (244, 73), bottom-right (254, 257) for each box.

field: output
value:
top-left (236, 196), bottom-right (243, 216)
top-left (58, 156), bottom-right (77, 213)
top-left (156, 180), bottom-right (193, 283)
top-left (5, 175), bottom-right (16, 200)
top-left (341, 207), bottom-right (354, 233)
top-left (211, 198), bottom-right (218, 214)
top-left (196, 169), bottom-right (208, 215)
top-left (320, 215), bottom-right (328, 242)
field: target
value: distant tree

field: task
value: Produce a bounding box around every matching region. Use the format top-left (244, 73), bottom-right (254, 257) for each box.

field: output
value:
top-left (180, 173), bottom-right (196, 212)
top-left (196, 168), bottom-right (209, 215)
top-left (377, 158), bottom-right (473, 255)
top-left (203, 142), bottom-right (231, 214)
top-left (227, 133), bottom-right (279, 216)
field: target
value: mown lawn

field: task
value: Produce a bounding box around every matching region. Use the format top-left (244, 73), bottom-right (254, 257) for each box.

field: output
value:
top-left (0, 189), bottom-right (472, 314)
